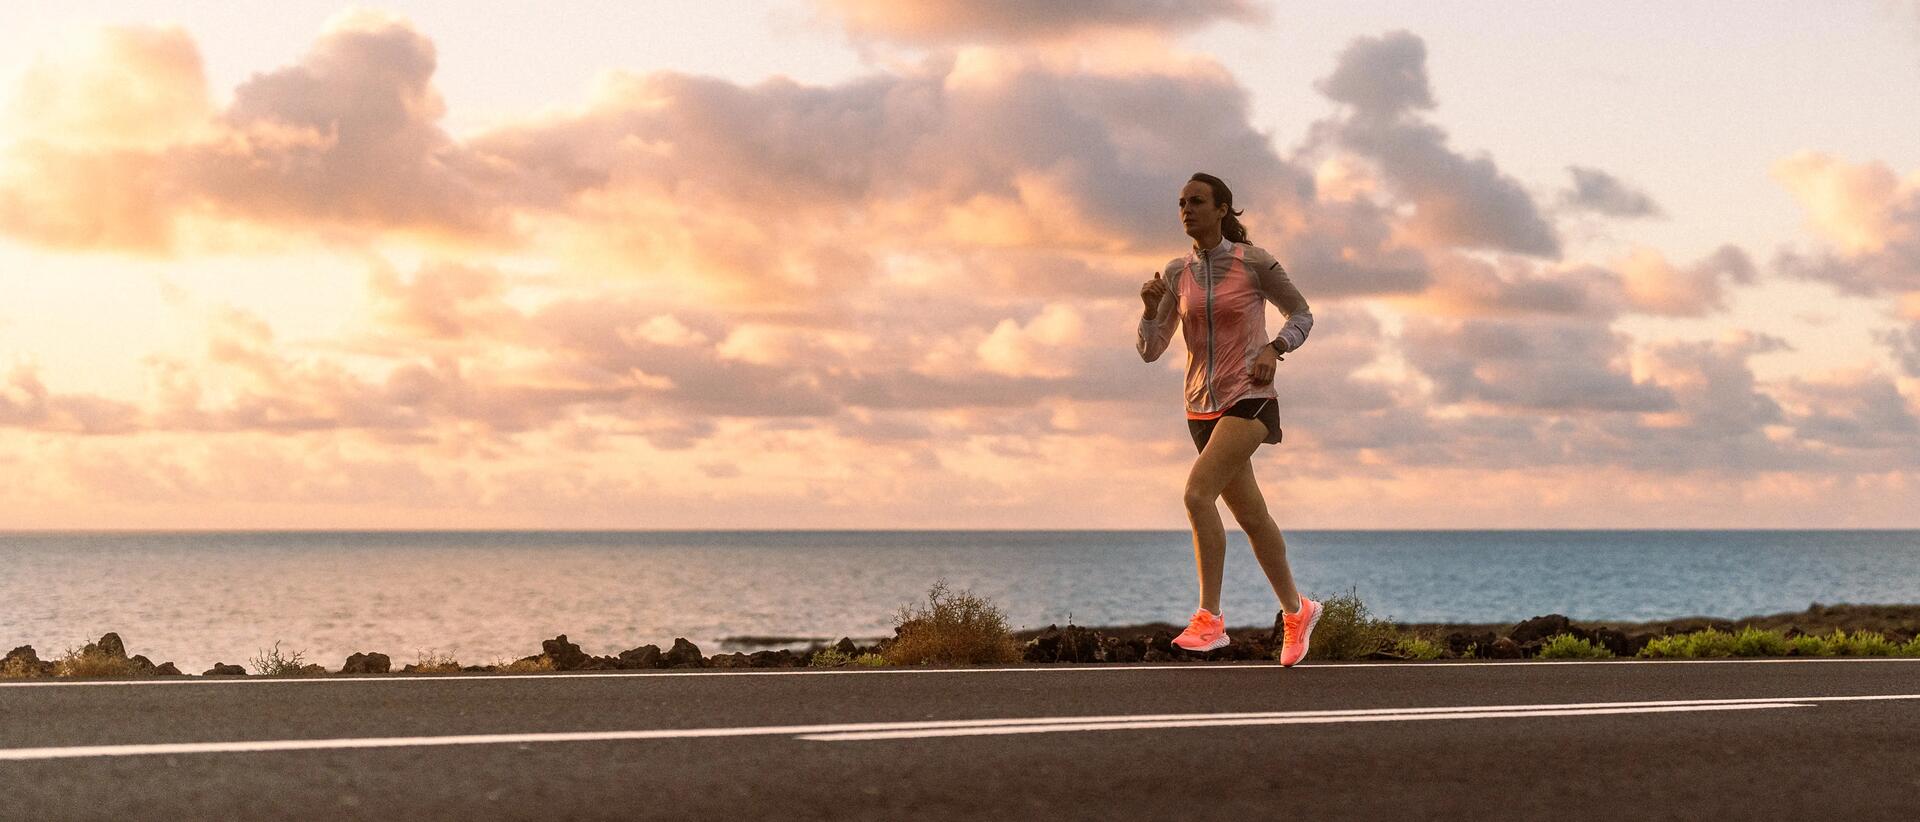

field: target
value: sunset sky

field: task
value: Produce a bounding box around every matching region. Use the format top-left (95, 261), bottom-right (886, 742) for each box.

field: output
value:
top-left (3, 1), bottom-right (1919, 529)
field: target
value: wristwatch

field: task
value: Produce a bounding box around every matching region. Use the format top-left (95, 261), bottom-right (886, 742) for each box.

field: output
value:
top-left (1268, 339), bottom-right (1287, 356)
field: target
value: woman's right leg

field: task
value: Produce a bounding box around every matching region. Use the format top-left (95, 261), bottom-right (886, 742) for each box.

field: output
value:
top-left (1220, 461), bottom-right (1303, 613)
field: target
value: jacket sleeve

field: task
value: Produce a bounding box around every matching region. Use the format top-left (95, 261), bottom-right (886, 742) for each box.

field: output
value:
top-left (1136, 263), bottom-right (1181, 362)
top-left (1253, 251), bottom-right (1312, 354)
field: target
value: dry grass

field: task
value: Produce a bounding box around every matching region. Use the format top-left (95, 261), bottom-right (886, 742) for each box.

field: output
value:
top-left (411, 648), bottom-right (463, 673)
top-left (882, 580), bottom-right (1023, 666)
top-left (491, 655), bottom-right (557, 674)
top-left (250, 641), bottom-right (317, 676)
top-left (54, 646), bottom-right (143, 678)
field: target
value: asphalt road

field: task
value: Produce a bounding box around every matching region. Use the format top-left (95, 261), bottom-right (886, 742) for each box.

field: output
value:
top-left (4, 658), bottom-right (1919, 821)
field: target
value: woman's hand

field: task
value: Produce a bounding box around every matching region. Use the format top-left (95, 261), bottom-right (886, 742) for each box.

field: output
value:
top-left (1251, 343), bottom-right (1282, 385)
top-left (1140, 270), bottom-right (1168, 314)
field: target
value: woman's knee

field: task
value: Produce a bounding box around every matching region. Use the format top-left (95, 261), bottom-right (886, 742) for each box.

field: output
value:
top-left (1182, 484), bottom-right (1217, 512)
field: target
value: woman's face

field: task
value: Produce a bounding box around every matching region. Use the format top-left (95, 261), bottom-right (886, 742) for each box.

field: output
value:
top-left (1179, 180), bottom-right (1225, 241)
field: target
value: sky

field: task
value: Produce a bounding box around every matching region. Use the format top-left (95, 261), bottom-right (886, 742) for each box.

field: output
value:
top-left (2, 1), bottom-right (1919, 529)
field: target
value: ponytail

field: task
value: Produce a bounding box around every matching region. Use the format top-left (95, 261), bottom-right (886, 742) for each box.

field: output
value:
top-left (1189, 172), bottom-right (1249, 244)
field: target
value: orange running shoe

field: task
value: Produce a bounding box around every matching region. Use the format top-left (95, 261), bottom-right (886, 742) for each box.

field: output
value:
top-left (1171, 607), bottom-right (1229, 652)
top-left (1278, 597), bottom-right (1322, 667)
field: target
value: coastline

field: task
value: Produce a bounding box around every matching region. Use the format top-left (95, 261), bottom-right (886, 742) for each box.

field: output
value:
top-left (8, 603), bottom-right (1920, 678)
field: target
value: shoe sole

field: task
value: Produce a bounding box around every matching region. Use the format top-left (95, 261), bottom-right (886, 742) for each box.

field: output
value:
top-left (1281, 604), bottom-right (1322, 667)
top-left (1172, 634), bottom-right (1231, 653)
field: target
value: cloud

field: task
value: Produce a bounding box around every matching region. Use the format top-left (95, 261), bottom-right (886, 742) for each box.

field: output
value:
top-left (1559, 166), bottom-right (1663, 218)
top-left (1876, 322), bottom-right (1920, 377)
top-left (816, 0), bottom-right (1263, 44)
top-left (1401, 316), bottom-right (1674, 413)
top-left (1307, 31), bottom-right (1561, 258)
top-left (1617, 244), bottom-right (1755, 316)
top-left (1770, 152), bottom-right (1920, 297)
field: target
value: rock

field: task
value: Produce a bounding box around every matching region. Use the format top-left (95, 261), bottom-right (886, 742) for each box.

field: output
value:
top-left (1508, 615), bottom-right (1573, 646)
top-left (541, 635), bottom-right (591, 671)
top-left (297, 663), bottom-right (328, 676)
top-left (154, 662), bottom-right (182, 676)
top-left (618, 644), bottom-right (663, 669)
top-left (747, 650), bottom-right (793, 668)
top-left (1146, 630), bottom-right (1176, 655)
top-left (1142, 647), bottom-right (1172, 662)
top-left (664, 638), bottom-right (705, 668)
top-left (1486, 637), bottom-right (1522, 659)
top-left (462, 665), bottom-right (492, 672)
top-left (3, 645), bottom-right (56, 677)
top-left (203, 662), bottom-right (247, 676)
top-left (708, 652), bottom-right (751, 669)
top-left (342, 652), bottom-right (391, 674)
top-left (832, 637), bottom-right (858, 657)
top-left (1588, 627), bottom-right (1633, 657)
top-left (1023, 624), bottom-right (1063, 663)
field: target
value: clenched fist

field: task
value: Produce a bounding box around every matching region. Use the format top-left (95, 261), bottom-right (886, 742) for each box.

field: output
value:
top-left (1140, 270), bottom-right (1168, 313)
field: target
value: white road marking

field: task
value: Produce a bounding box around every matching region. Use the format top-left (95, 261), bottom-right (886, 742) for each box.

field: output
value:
top-left (796, 703), bottom-right (1808, 741)
top-left (2, 694), bottom-right (1914, 761)
top-left (3, 656), bottom-right (1919, 688)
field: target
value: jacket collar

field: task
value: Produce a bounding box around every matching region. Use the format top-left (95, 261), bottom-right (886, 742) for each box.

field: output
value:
top-left (1188, 236), bottom-right (1233, 261)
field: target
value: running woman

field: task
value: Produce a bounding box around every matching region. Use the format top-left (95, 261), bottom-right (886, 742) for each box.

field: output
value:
top-left (1137, 172), bottom-right (1321, 666)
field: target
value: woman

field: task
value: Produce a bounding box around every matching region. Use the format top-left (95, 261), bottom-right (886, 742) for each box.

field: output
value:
top-left (1137, 172), bottom-right (1321, 666)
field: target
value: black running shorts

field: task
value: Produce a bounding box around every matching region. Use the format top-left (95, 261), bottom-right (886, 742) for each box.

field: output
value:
top-left (1188, 396), bottom-right (1283, 453)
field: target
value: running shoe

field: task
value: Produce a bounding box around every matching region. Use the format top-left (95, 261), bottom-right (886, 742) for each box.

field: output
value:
top-left (1278, 597), bottom-right (1322, 667)
top-left (1171, 607), bottom-right (1229, 652)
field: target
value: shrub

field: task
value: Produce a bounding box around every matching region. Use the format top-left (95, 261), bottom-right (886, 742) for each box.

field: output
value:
top-left (1537, 634), bottom-right (1614, 659)
top-left (882, 580), bottom-right (1023, 666)
top-left (852, 653), bottom-right (888, 667)
top-left (250, 641), bottom-right (313, 676)
top-left (1836, 630), bottom-right (1897, 656)
top-left (54, 646), bottom-right (141, 678)
top-left (1901, 636), bottom-right (1920, 657)
top-left (1287, 589), bottom-right (1398, 661)
top-left (1640, 629), bottom-right (1737, 658)
top-left (493, 655), bottom-right (556, 674)
top-left (411, 648), bottom-right (462, 673)
top-left (1787, 633), bottom-right (1834, 656)
top-left (0, 655), bottom-right (43, 679)
top-left (1393, 636), bottom-right (1446, 660)
top-left (808, 648), bottom-right (853, 667)
top-left (1729, 627), bottom-right (1789, 657)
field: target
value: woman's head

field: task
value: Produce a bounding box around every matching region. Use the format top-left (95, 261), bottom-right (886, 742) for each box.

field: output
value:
top-left (1181, 172), bottom-right (1248, 245)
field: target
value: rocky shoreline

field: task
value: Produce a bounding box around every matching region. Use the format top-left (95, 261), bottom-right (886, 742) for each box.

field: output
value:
top-left (7, 603), bottom-right (1918, 678)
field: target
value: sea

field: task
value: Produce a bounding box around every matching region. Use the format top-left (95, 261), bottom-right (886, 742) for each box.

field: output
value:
top-left (4, 530), bottom-right (1918, 674)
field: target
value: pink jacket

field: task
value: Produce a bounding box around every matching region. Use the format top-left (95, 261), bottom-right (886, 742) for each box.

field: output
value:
top-left (1137, 238), bottom-right (1313, 419)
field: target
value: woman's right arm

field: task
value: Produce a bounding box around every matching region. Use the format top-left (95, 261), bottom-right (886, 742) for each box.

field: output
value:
top-left (1137, 265), bottom-right (1180, 362)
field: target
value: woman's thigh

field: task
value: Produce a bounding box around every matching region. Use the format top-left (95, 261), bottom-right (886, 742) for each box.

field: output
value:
top-left (1186, 415), bottom-right (1266, 498)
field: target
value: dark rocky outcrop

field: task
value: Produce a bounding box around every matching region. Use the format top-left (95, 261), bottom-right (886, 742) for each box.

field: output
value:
top-left (154, 661), bottom-right (182, 676)
top-left (203, 662), bottom-right (247, 676)
top-left (341, 652), bottom-right (391, 674)
top-left (618, 644), bottom-right (663, 669)
top-left (664, 638), bottom-right (705, 668)
top-left (1507, 615), bottom-right (1573, 646)
top-left (1486, 637), bottom-right (1522, 659)
top-left (3, 645), bottom-right (57, 677)
top-left (540, 635), bottom-right (591, 671)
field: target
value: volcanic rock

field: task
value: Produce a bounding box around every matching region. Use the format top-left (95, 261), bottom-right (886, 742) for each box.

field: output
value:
top-left (342, 652), bottom-right (392, 674)
top-left (541, 635), bottom-right (591, 671)
top-left (204, 662), bottom-right (247, 676)
top-left (618, 644), bottom-right (663, 669)
top-left (664, 638), bottom-right (705, 668)
top-left (1508, 615), bottom-right (1574, 646)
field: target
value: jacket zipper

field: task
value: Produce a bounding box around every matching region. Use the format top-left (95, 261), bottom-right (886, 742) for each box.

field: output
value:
top-left (1202, 249), bottom-right (1215, 411)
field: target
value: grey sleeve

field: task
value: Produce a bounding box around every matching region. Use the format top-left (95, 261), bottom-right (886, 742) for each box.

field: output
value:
top-left (1137, 267), bottom-right (1180, 362)
top-left (1255, 255), bottom-right (1313, 354)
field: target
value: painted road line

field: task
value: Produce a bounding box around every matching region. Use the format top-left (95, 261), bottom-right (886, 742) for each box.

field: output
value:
top-left (4, 695), bottom-right (1914, 762)
top-left (795, 703), bottom-right (1809, 741)
top-left (5, 656), bottom-right (1920, 688)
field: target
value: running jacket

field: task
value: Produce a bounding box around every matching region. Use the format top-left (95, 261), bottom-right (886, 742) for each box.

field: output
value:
top-left (1137, 237), bottom-right (1313, 419)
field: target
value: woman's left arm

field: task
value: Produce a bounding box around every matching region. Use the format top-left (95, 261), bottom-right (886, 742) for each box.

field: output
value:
top-left (1253, 249), bottom-right (1313, 355)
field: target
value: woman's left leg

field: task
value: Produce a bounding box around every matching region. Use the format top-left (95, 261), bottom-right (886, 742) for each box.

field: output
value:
top-left (1184, 416), bottom-right (1269, 614)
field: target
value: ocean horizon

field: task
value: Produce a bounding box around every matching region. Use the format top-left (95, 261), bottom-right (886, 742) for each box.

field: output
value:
top-left (6, 529), bottom-right (1918, 674)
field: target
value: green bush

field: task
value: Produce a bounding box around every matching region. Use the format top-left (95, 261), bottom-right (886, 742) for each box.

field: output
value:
top-left (852, 653), bottom-right (888, 667)
top-left (1729, 627), bottom-right (1789, 657)
top-left (1393, 636), bottom-right (1446, 660)
top-left (1787, 633), bottom-right (1834, 656)
top-left (1640, 629), bottom-right (1737, 658)
top-left (1836, 630), bottom-right (1898, 656)
top-left (1901, 636), bottom-right (1920, 657)
top-left (1287, 589), bottom-right (1398, 661)
top-left (1538, 634), bottom-right (1614, 659)
top-left (808, 648), bottom-right (853, 667)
